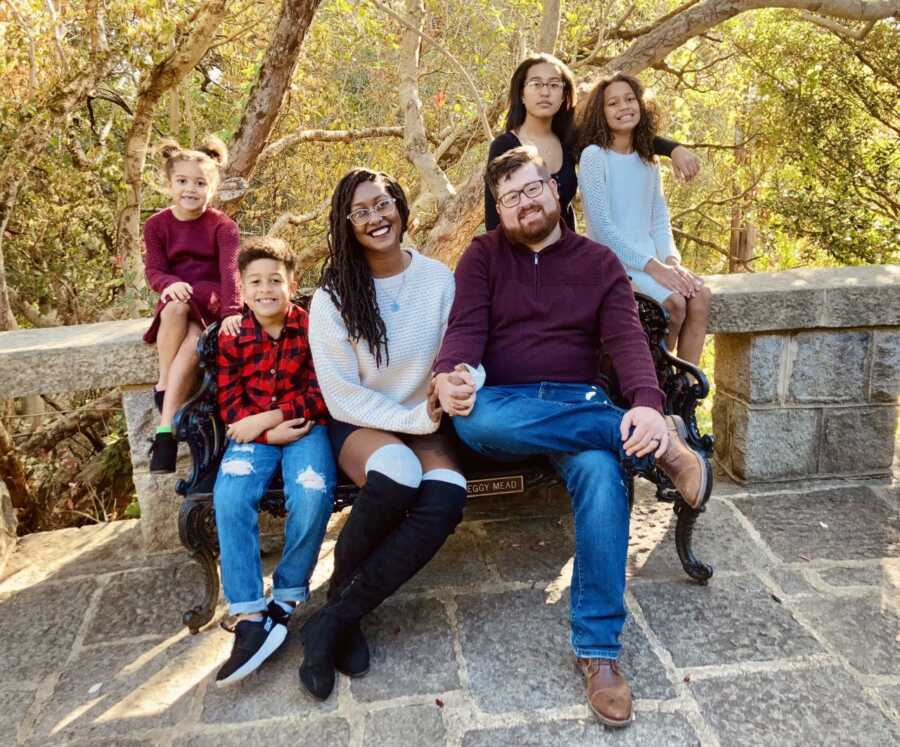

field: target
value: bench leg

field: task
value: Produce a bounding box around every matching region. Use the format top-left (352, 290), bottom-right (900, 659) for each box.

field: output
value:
top-left (178, 497), bottom-right (221, 634)
top-left (673, 500), bottom-right (713, 584)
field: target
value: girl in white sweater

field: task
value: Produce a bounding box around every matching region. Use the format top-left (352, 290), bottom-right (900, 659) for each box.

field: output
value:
top-left (302, 168), bottom-right (476, 701)
top-left (577, 73), bottom-right (711, 365)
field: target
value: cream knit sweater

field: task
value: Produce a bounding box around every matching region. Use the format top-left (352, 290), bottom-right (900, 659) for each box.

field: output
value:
top-left (309, 249), bottom-right (456, 434)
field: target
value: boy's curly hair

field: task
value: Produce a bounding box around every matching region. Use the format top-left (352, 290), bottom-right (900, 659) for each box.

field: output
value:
top-left (238, 236), bottom-right (296, 276)
top-left (574, 73), bottom-right (659, 164)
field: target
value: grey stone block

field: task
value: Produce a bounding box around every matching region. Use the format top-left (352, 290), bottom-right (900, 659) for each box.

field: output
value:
top-left (0, 318), bottom-right (157, 398)
top-left (0, 482), bottom-right (16, 577)
top-left (708, 286), bottom-right (821, 333)
top-left (455, 588), bottom-right (581, 713)
top-left (403, 523), bottom-right (491, 592)
top-left (349, 597), bottom-right (460, 702)
top-left (132, 468), bottom-right (191, 552)
top-left (618, 617), bottom-right (677, 700)
top-left (32, 637), bottom-right (196, 740)
top-left (793, 594), bottom-right (899, 675)
top-left (711, 394), bottom-right (734, 476)
top-left (0, 688), bottom-right (35, 744)
top-left (632, 575), bottom-right (822, 668)
top-left (769, 568), bottom-right (817, 595)
top-left (787, 331), bottom-right (870, 403)
top-left (462, 714), bottom-right (699, 746)
top-left (818, 565), bottom-right (885, 587)
top-left (122, 386), bottom-right (159, 473)
top-left (821, 282), bottom-right (900, 329)
top-left (729, 406), bottom-right (820, 481)
top-left (0, 578), bottom-right (95, 684)
top-left (178, 718), bottom-right (350, 746)
top-left (84, 563), bottom-right (208, 644)
top-left (201, 626), bottom-right (338, 722)
top-left (820, 406), bottom-right (896, 475)
top-left (732, 487), bottom-right (894, 562)
top-left (479, 515), bottom-right (573, 584)
top-left (363, 704), bottom-right (446, 746)
top-left (715, 333), bottom-right (783, 403)
top-left (870, 331), bottom-right (900, 402)
top-left (691, 665), bottom-right (898, 746)
top-left (634, 497), bottom-right (771, 580)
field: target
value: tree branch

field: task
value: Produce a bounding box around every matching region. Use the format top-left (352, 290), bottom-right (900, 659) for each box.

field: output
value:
top-left (369, 0), bottom-right (492, 142)
top-left (268, 204), bottom-right (326, 236)
top-left (21, 389), bottom-right (122, 456)
top-left (796, 12), bottom-right (876, 38)
top-left (537, 0), bottom-right (562, 54)
top-left (258, 126), bottom-right (405, 167)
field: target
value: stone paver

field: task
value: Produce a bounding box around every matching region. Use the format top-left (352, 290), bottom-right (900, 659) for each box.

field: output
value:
top-left (632, 575), bottom-right (823, 668)
top-left (731, 486), bottom-right (894, 562)
top-left (691, 665), bottom-right (899, 745)
top-left (350, 597), bottom-right (460, 702)
top-left (461, 713), bottom-right (699, 746)
top-left (0, 477), bottom-right (897, 745)
top-left (363, 703), bottom-right (446, 746)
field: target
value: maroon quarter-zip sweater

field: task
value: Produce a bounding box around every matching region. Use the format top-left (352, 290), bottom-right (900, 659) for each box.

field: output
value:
top-left (434, 224), bottom-right (665, 412)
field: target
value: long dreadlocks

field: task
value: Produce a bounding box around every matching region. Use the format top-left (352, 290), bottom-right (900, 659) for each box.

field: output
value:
top-left (319, 168), bottom-right (411, 368)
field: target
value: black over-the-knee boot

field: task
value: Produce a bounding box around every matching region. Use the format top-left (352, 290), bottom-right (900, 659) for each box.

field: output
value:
top-left (329, 472), bottom-right (419, 679)
top-left (300, 479), bottom-right (467, 699)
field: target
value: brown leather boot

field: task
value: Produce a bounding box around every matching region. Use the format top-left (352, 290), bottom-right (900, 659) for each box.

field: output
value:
top-left (656, 415), bottom-right (712, 510)
top-left (576, 657), bottom-right (633, 727)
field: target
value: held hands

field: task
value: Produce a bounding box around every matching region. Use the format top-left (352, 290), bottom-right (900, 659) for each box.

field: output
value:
top-left (161, 281), bottom-right (193, 303)
top-left (620, 406), bottom-right (669, 459)
top-left (434, 364), bottom-right (477, 417)
top-left (265, 418), bottom-right (312, 445)
top-left (426, 376), bottom-right (443, 423)
top-left (219, 314), bottom-right (243, 337)
top-left (670, 145), bottom-right (700, 182)
top-left (665, 257), bottom-right (704, 295)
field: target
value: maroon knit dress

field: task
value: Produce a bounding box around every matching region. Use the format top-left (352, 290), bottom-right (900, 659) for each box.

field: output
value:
top-left (142, 207), bottom-right (241, 343)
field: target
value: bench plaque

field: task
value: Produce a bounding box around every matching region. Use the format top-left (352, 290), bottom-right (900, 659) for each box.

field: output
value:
top-left (466, 475), bottom-right (525, 497)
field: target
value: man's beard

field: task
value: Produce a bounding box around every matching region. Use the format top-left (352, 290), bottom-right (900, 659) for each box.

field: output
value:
top-left (501, 202), bottom-right (561, 245)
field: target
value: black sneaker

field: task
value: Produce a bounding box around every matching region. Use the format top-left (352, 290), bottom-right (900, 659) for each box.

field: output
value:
top-left (148, 432), bottom-right (177, 474)
top-left (266, 599), bottom-right (296, 627)
top-left (154, 389), bottom-right (165, 413)
top-left (216, 615), bottom-right (288, 687)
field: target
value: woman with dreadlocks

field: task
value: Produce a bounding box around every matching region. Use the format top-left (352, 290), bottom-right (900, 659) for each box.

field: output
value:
top-left (304, 168), bottom-right (479, 701)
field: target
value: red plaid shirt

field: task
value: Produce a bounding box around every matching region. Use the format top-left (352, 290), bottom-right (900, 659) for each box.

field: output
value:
top-left (217, 304), bottom-right (328, 439)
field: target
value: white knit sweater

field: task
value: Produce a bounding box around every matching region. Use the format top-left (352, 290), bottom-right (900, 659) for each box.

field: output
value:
top-left (308, 249), bottom-right (456, 434)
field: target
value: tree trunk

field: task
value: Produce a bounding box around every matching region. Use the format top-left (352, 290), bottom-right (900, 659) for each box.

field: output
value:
top-left (422, 164), bottom-right (486, 263)
top-left (0, 418), bottom-right (31, 515)
top-left (221, 0), bottom-right (322, 215)
top-left (117, 0), bottom-right (228, 290)
top-left (537, 0), bottom-right (561, 54)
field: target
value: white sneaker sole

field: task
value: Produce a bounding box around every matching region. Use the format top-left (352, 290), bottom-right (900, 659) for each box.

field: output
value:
top-left (216, 623), bottom-right (288, 687)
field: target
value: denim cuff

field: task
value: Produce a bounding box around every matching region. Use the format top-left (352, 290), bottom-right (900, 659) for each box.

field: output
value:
top-left (572, 645), bottom-right (621, 660)
top-left (228, 597), bottom-right (268, 615)
top-left (273, 586), bottom-right (309, 604)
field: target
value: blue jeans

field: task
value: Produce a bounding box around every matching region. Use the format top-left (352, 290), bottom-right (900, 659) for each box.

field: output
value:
top-left (213, 425), bottom-right (336, 615)
top-left (453, 383), bottom-right (652, 660)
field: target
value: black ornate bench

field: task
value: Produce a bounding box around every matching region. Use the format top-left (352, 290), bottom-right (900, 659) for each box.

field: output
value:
top-left (175, 293), bottom-right (714, 634)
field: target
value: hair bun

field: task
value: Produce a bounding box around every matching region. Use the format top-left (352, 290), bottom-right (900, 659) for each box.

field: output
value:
top-left (158, 138), bottom-right (183, 161)
top-left (197, 135), bottom-right (228, 168)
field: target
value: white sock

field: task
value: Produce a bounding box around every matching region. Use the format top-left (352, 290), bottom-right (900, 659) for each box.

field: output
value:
top-left (271, 598), bottom-right (295, 615)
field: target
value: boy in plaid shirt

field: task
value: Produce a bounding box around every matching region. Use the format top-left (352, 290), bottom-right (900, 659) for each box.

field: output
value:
top-left (213, 237), bottom-right (336, 687)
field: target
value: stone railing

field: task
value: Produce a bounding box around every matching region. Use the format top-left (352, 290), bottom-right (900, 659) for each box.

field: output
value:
top-left (1, 265), bottom-right (897, 552)
top-left (705, 265), bottom-right (899, 483)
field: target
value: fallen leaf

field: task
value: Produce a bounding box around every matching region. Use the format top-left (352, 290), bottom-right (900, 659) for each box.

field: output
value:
top-left (435, 698), bottom-right (444, 708)
top-left (683, 675), bottom-right (691, 683)
top-left (798, 554), bottom-right (810, 561)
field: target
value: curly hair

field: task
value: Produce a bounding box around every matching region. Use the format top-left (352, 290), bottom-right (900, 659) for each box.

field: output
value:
top-left (157, 135), bottom-right (228, 190)
top-left (574, 73), bottom-right (659, 164)
top-left (238, 236), bottom-right (295, 276)
top-left (318, 168), bottom-right (410, 368)
top-left (505, 53), bottom-right (577, 148)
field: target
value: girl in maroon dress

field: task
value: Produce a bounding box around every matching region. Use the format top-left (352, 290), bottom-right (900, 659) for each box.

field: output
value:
top-left (144, 136), bottom-right (242, 473)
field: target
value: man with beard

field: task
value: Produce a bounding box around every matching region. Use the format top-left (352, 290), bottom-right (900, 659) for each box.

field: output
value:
top-left (432, 146), bottom-right (710, 729)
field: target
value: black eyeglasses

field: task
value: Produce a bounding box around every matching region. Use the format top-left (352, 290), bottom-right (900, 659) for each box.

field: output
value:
top-left (497, 179), bottom-right (548, 209)
top-left (347, 197), bottom-right (396, 226)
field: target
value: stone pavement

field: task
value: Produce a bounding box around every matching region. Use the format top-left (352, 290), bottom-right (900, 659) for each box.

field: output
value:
top-left (0, 477), bottom-right (897, 746)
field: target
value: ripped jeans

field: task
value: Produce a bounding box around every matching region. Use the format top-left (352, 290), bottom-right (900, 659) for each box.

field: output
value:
top-left (452, 383), bottom-right (653, 660)
top-left (213, 425), bottom-right (336, 615)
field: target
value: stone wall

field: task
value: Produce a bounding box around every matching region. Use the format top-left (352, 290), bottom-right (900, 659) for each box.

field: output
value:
top-left (1, 265), bottom-right (897, 551)
top-left (705, 265), bottom-right (899, 484)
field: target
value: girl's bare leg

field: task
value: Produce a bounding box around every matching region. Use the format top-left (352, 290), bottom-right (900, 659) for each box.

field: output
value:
top-left (674, 285), bottom-right (711, 365)
top-left (160, 321), bottom-right (202, 427)
top-left (662, 294), bottom-right (687, 354)
top-left (155, 301), bottom-right (190, 391)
